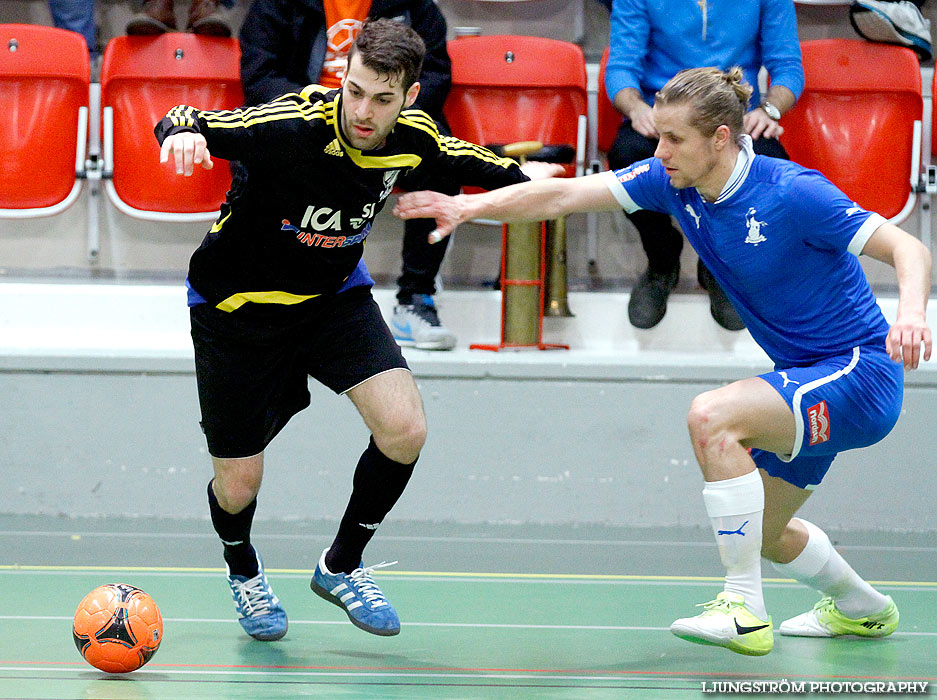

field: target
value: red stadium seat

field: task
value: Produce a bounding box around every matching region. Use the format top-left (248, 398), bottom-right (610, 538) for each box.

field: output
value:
top-left (100, 33), bottom-right (243, 220)
top-left (444, 35), bottom-right (587, 181)
top-left (0, 24), bottom-right (89, 215)
top-left (779, 39), bottom-right (922, 223)
top-left (597, 46), bottom-right (621, 156)
top-left (443, 35), bottom-right (587, 350)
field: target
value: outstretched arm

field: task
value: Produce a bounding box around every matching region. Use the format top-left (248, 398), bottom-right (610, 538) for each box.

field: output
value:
top-left (393, 172), bottom-right (622, 243)
top-left (861, 223), bottom-right (932, 369)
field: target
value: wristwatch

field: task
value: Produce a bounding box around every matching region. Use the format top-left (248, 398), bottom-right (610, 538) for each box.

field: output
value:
top-left (760, 101), bottom-right (781, 121)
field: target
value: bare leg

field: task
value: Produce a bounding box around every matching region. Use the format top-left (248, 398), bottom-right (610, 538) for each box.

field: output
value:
top-left (671, 377), bottom-right (798, 654)
top-left (324, 368), bottom-right (426, 573)
top-left (346, 368), bottom-right (426, 464)
top-left (309, 368), bottom-right (426, 637)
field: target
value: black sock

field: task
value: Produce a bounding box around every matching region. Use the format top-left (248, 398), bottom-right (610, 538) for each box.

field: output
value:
top-left (326, 437), bottom-right (417, 574)
top-left (207, 479), bottom-right (259, 578)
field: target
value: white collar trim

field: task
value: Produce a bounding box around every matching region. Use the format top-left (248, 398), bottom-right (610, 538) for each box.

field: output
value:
top-left (707, 134), bottom-right (754, 204)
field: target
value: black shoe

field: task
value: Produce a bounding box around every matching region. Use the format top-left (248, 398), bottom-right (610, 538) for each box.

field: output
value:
top-left (628, 267), bottom-right (679, 329)
top-left (705, 280), bottom-right (745, 331)
top-left (697, 262), bottom-right (745, 331)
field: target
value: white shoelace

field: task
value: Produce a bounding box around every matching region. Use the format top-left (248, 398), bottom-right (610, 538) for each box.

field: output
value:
top-left (347, 561), bottom-right (398, 608)
top-left (233, 573), bottom-right (274, 616)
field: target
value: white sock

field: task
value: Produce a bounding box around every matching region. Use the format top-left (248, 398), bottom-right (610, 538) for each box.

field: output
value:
top-left (772, 519), bottom-right (889, 618)
top-left (702, 471), bottom-right (767, 620)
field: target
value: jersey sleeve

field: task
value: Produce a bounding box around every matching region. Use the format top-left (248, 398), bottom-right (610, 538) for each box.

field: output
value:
top-left (602, 158), bottom-right (673, 215)
top-left (785, 170), bottom-right (886, 256)
top-left (399, 110), bottom-right (528, 189)
top-left (153, 88), bottom-right (332, 166)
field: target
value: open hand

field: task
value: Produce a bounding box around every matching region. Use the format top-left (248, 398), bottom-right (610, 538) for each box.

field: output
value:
top-left (744, 108), bottom-right (784, 141)
top-left (159, 132), bottom-right (214, 176)
top-left (393, 191), bottom-right (463, 244)
top-left (886, 315), bottom-right (932, 369)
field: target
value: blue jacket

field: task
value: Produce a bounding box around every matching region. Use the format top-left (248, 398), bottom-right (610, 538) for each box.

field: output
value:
top-left (605, 0), bottom-right (804, 110)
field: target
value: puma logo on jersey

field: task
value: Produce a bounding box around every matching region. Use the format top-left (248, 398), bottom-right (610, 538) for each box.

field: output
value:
top-left (846, 202), bottom-right (862, 216)
top-left (685, 204), bottom-right (701, 229)
top-left (778, 371), bottom-right (800, 388)
top-left (324, 139), bottom-right (343, 157)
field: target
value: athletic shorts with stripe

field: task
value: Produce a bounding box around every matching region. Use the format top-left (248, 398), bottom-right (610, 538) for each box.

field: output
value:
top-left (753, 343), bottom-right (904, 490)
top-left (190, 286), bottom-right (409, 459)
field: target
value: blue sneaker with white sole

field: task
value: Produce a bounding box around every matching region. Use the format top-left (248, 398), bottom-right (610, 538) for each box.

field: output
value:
top-left (310, 548), bottom-right (400, 636)
top-left (226, 551), bottom-right (288, 641)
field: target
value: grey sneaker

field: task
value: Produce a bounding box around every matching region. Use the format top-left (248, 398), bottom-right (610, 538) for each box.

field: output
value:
top-left (391, 294), bottom-right (457, 350)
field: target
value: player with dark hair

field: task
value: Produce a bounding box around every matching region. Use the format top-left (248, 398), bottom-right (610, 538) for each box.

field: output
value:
top-left (156, 17), bottom-right (559, 641)
top-left (239, 0), bottom-right (463, 350)
top-left (395, 65), bottom-right (931, 656)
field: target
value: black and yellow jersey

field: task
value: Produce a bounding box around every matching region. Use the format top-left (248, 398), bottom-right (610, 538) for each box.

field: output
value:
top-left (154, 85), bottom-right (527, 313)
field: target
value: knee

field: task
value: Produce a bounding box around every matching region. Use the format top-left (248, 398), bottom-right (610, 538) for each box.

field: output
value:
top-left (213, 465), bottom-right (262, 513)
top-left (687, 392), bottom-right (720, 447)
top-left (687, 392), bottom-right (744, 454)
top-left (213, 481), bottom-right (259, 514)
top-left (398, 414), bottom-right (427, 457)
top-left (375, 411), bottom-right (426, 464)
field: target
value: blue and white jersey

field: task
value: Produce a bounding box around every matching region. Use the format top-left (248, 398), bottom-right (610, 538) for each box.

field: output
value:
top-left (603, 137), bottom-right (890, 368)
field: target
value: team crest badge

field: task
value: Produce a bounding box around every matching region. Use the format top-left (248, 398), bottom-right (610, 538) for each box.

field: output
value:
top-left (744, 207), bottom-right (767, 245)
top-left (380, 169), bottom-right (400, 199)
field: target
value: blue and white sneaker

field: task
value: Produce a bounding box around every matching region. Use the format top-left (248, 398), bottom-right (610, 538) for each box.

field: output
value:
top-left (310, 548), bottom-right (400, 636)
top-left (391, 294), bottom-right (457, 350)
top-left (226, 551), bottom-right (288, 641)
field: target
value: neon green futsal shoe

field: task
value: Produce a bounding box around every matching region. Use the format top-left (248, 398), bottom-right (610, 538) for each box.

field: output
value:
top-left (779, 596), bottom-right (898, 638)
top-left (671, 592), bottom-right (774, 656)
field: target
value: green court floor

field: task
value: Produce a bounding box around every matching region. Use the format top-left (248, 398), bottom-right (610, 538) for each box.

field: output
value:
top-left (1, 517), bottom-right (934, 699)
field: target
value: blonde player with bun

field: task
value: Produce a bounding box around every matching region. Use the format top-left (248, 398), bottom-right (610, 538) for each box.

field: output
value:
top-left (396, 66), bottom-right (931, 657)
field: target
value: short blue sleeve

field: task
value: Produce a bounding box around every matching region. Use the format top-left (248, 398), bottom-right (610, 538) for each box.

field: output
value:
top-left (785, 170), bottom-right (886, 256)
top-left (603, 158), bottom-right (674, 216)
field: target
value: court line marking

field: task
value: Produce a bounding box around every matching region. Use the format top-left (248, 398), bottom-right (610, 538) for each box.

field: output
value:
top-left (1, 615), bottom-right (934, 636)
top-left (1, 565), bottom-right (935, 588)
top-left (3, 529), bottom-right (936, 553)
top-left (0, 666), bottom-right (933, 683)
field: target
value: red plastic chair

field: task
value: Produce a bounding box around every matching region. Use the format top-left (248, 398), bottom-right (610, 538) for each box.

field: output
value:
top-left (443, 35), bottom-right (586, 350)
top-left (100, 34), bottom-right (243, 221)
top-left (444, 35), bottom-right (588, 180)
top-left (0, 24), bottom-right (89, 215)
top-left (597, 46), bottom-right (621, 157)
top-left (780, 39), bottom-right (922, 223)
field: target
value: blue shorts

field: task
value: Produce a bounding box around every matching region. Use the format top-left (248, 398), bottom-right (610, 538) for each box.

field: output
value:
top-left (753, 344), bottom-right (903, 490)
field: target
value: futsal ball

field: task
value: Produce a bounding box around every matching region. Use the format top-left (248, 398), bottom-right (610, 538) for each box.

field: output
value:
top-left (72, 583), bottom-right (163, 673)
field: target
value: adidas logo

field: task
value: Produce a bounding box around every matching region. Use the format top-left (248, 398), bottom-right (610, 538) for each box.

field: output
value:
top-left (324, 139), bottom-right (343, 157)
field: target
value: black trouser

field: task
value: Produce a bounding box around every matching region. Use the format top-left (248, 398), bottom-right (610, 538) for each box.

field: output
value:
top-left (395, 115), bottom-right (462, 305)
top-left (395, 167), bottom-right (461, 304)
top-left (607, 120), bottom-right (789, 282)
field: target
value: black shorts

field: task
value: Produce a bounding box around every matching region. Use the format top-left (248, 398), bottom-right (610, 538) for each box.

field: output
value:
top-left (190, 286), bottom-right (409, 458)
